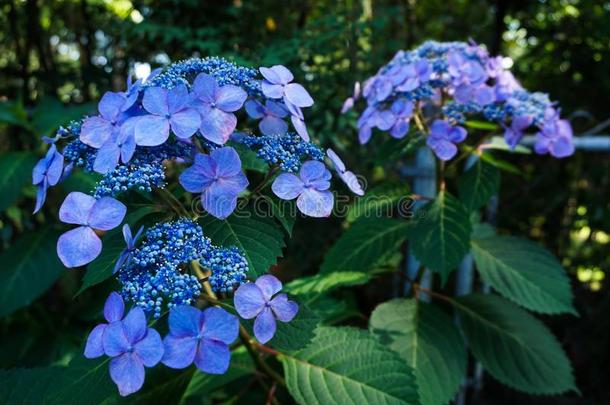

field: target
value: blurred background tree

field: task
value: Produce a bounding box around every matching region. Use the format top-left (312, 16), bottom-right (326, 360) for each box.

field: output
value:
top-left (0, 0), bottom-right (608, 403)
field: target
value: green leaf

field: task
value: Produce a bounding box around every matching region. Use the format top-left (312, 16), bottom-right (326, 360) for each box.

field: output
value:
top-left (454, 294), bottom-right (578, 395)
top-left (346, 182), bottom-right (410, 223)
top-left (408, 191), bottom-right (472, 282)
top-left (464, 120), bottom-right (499, 131)
top-left (198, 209), bottom-right (285, 277)
top-left (285, 271), bottom-right (371, 296)
top-left (272, 304), bottom-right (320, 351)
top-left (370, 299), bottom-right (466, 405)
top-left (0, 227), bottom-right (64, 317)
top-left (373, 134), bottom-right (424, 164)
top-left (231, 142), bottom-right (268, 173)
top-left (458, 159), bottom-right (500, 211)
top-left (0, 100), bottom-right (28, 127)
top-left (0, 153), bottom-right (37, 212)
top-left (320, 217), bottom-right (410, 274)
top-left (483, 136), bottom-right (531, 154)
top-left (471, 236), bottom-right (576, 315)
top-left (281, 327), bottom-right (419, 405)
top-left (30, 97), bottom-right (94, 136)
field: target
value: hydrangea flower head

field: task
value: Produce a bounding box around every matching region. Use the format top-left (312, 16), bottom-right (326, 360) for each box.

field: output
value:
top-left (234, 274), bottom-right (298, 344)
top-left (84, 292), bottom-right (125, 359)
top-left (162, 306), bottom-right (238, 374)
top-left (535, 114), bottom-right (575, 158)
top-left (272, 160), bottom-right (334, 217)
top-left (57, 192), bottom-right (126, 267)
top-left (32, 144), bottom-right (64, 213)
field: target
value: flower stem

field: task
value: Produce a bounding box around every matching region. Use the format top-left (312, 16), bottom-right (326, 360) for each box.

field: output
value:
top-left (239, 325), bottom-right (286, 387)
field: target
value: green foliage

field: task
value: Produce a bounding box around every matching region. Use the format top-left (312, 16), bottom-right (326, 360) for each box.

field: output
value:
top-left (454, 294), bottom-right (578, 395)
top-left (272, 304), bottom-right (321, 352)
top-left (0, 227), bottom-right (64, 317)
top-left (370, 299), bottom-right (466, 405)
top-left (281, 326), bottom-right (419, 405)
top-left (0, 153), bottom-right (37, 212)
top-left (471, 235), bottom-right (576, 315)
top-left (408, 191), bottom-right (472, 282)
top-left (346, 182), bottom-right (410, 223)
top-left (458, 159), bottom-right (500, 212)
top-left (285, 271), bottom-right (371, 296)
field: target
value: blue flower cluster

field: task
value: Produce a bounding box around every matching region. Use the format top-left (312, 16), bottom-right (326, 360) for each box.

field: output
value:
top-left (344, 40), bottom-right (575, 159)
top-left (201, 246), bottom-right (249, 293)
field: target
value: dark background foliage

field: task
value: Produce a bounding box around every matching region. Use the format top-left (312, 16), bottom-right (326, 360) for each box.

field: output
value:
top-left (0, 0), bottom-right (608, 403)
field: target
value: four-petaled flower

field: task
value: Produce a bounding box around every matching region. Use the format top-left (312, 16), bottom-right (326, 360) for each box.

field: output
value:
top-left (375, 98), bottom-right (414, 139)
top-left (245, 99), bottom-right (289, 136)
top-left (191, 73), bottom-right (247, 145)
top-left (85, 292), bottom-right (125, 358)
top-left (259, 65), bottom-right (314, 109)
top-left (113, 224), bottom-right (144, 274)
top-left (103, 306), bottom-right (164, 396)
top-left (136, 84), bottom-right (201, 146)
top-left (504, 115), bottom-right (533, 149)
top-left (32, 144), bottom-right (64, 213)
top-left (272, 160), bottom-right (334, 217)
top-left (393, 60), bottom-right (431, 92)
top-left (162, 306), bottom-right (238, 374)
top-left (179, 147), bottom-right (249, 219)
top-left (234, 274), bottom-right (298, 344)
top-left (326, 149), bottom-right (365, 196)
top-left (93, 117), bottom-right (138, 174)
top-left (57, 192), bottom-right (126, 267)
top-left (426, 120), bottom-right (468, 161)
top-left (447, 50), bottom-right (487, 87)
top-left (80, 92), bottom-right (130, 148)
top-left (534, 109), bottom-right (575, 158)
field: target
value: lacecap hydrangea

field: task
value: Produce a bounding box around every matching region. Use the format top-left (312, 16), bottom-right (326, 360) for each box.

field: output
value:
top-left (31, 57), bottom-right (363, 396)
top-left (343, 40), bottom-right (575, 160)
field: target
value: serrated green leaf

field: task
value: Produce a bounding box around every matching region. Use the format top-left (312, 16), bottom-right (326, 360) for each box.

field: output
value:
top-left (271, 304), bottom-right (320, 351)
top-left (471, 236), bottom-right (576, 315)
top-left (370, 299), bottom-right (466, 405)
top-left (231, 142), bottom-right (268, 173)
top-left (408, 191), bottom-right (472, 283)
top-left (454, 294), bottom-right (578, 395)
top-left (0, 153), bottom-right (37, 212)
top-left (284, 271), bottom-right (371, 296)
top-left (458, 159), bottom-right (500, 211)
top-left (320, 217), bottom-right (410, 274)
top-left (0, 227), bottom-right (64, 317)
top-left (198, 209), bottom-right (285, 277)
top-left (484, 136), bottom-right (531, 154)
top-left (346, 182), bottom-right (410, 223)
top-left (281, 326), bottom-right (419, 405)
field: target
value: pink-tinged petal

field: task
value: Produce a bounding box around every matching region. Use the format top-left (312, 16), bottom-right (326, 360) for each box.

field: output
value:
top-left (170, 108), bottom-right (201, 139)
top-left (261, 82), bottom-right (284, 99)
top-left (57, 226), bottom-right (102, 268)
top-left (142, 87), bottom-right (169, 116)
top-left (359, 125), bottom-right (372, 144)
top-left (216, 85), bottom-right (247, 112)
top-left (259, 67), bottom-right (282, 84)
top-left (341, 97), bottom-right (354, 114)
top-left (296, 188), bottom-right (334, 217)
top-left (339, 171), bottom-right (365, 196)
top-left (84, 324), bottom-right (107, 359)
top-left (192, 73), bottom-right (218, 102)
top-left (93, 141), bottom-right (120, 174)
top-left (134, 328), bottom-right (164, 367)
top-left (326, 149), bottom-right (345, 172)
top-left (253, 307), bottom-right (276, 344)
top-left (245, 99), bottom-right (265, 118)
top-left (109, 353), bottom-right (145, 397)
top-left (161, 335), bottom-right (198, 369)
top-left (291, 116), bottom-right (310, 142)
top-left (201, 307), bottom-right (239, 344)
top-left (202, 186), bottom-right (238, 219)
top-left (211, 147), bottom-right (242, 177)
top-left (260, 115), bottom-right (288, 136)
top-left (270, 293), bottom-right (299, 322)
top-left (80, 116), bottom-right (114, 148)
top-left (103, 321), bottom-right (130, 356)
top-left (199, 108), bottom-right (236, 145)
top-left (255, 275), bottom-right (282, 301)
top-left (88, 197), bottom-right (126, 231)
top-left (122, 307), bottom-right (148, 344)
top-left (299, 160), bottom-right (328, 183)
top-left (194, 339), bottom-right (231, 374)
top-left (233, 283), bottom-right (266, 319)
top-left (168, 306), bottom-right (202, 337)
top-left (98, 92), bottom-right (125, 120)
top-left (272, 173), bottom-right (303, 200)
top-left (284, 83), bottom-right (314, 108)
top-left (104, 292), bottom-right (125, 323)
top-left (60, 193), bottom-right (90, 224)
top-left (134, 115), bottom-right (170, 146)
top-left (167, 84), bottom-right (190, 114)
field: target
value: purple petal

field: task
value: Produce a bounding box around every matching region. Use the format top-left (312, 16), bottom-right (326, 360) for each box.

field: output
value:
top-left (104, 292), bottom-right (125, 323)
top-left (59, 191), bottom-right (96, 225)
top-left (296, 188), bottom-right (334, 217)
top-left (260, 116), bottom-right (288, 136)
top-left (167, 84), bottom-right (190, 114)
top-left (299, 160), bottom-right (329, 183)
top-left (550, 137), bottom-right (575, 158)
top-left (199, 106), bottom-right (236, 145)
top-left (261, 82), bottom-right (284, 99)
top-left (134, 115), bottom-right (170, 147)
top-left (57, 226), bottom-right (102, 268)
top-left (109, 353), bottom-right (145, 397)
top-left (269, 294), bottom-right (299, 322)
top-left (390, 120), bottom-right (410, 139)
top-left (233, 283), bottom-right (266, 319)
top-left (98, 92), bottom-right (125, 120)
top-left (359, 126), bottom-right (372, 144)
top-left (142, 87), bottom-right (169, 116)
top-left (170, 108), bottom-right (201, 139)
top-left (168, 305), bottom-right (203, 337)
top-left (46, 149), bottom-right (64, 186)
top-left (192, 73), bottom-right (218, 103)
top-left (474, 85), bottom-right (495, 106)
top-left (448, 126), bottom-right (468, 143)
top-left (255, 274), bottom-right (283, 301)
top-left (33, 182), bottom-right (47, 214)
top-left (211, 147), bottom-right (242, 177)
top-left (374, 79), bottom-right (393, 102)
top-left (341, 97), bottom-right (354, 114)
top-left (80, 116), bottom-right (114, 148)
top-left (201, 307), bottom-right (239, 344)
top-left (88, 197), bottom-right (126, 231)
top-left (271, 173), bottom-right (303, 200)
top-left (284, 83), bottom-right (314, 108)
top-left (84, 324), bottom-right (107, 359)
top-left (339, 171), bottom-right (365, 196)
top-left (134, 328), bottom-right (164, 367)
top-left (194, 339), bottom-right (231, 374)
top-left (202, 186), bottom-right (238, 219)
top-left (430, 120), bottom-right (451, 138)
top-left (253, 307), bottom-right (276, 344)
top-left (113, 252), bottom-right (129, 275)
top-left (326, 149), bottom-right (346, 172)
top-left (376, 110), bottom-right (396, 131)
top-left (120, 133), bottom-right (136, 163)
top-left (122, 307), bottom-right (148, 345)
top-left (180, 163), bottom-right (214, 193)
top-left (513, 115), bottom-right (533, 131)
top-left (103, 321), bottom-right (130, 356)
top-left (291, 115), bottom-right (310, 142)
top-left (161, 335), bottom-right (198, 369)
top-left (245, 99), bottom-right (265, 118)
top-left (427, 138), bottom-right (458, 161)
top-left (266, 100), bottom-right (289, 117)
top-left (216, 85), bottom-right (247, 112)
top-left (122, 224), bottom-right (133, 245)
top-left (93, 141), bottom-right (120, 174)
top-left (270, 65), bottom-right (294, 84)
